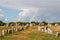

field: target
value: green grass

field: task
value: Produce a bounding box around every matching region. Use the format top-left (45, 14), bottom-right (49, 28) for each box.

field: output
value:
top-left (29, 31), bottom-right (60, 40)
top-left (0, 31), bottom-right (22, 40)
top-left (0, 26), bottom-right (60, 40)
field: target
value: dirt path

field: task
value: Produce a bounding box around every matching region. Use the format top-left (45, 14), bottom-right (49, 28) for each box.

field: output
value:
top-left (11, 27), bottom-right (37, 40)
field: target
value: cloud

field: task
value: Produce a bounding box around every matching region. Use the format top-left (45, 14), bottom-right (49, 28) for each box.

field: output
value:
top-left (17, 8), bottom-right (39, 22)
top-left (0, 9), bottom-right (3, 17)
top-left (0, 9), bottom-right (4, 21)
top-left (0, 0), bottom-right (60, 22)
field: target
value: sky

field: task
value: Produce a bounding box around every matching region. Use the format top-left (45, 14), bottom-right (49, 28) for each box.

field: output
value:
top-left (0, 6), bottom-right (20, 22)
top-left (0, 0), bottom-right (60, 22)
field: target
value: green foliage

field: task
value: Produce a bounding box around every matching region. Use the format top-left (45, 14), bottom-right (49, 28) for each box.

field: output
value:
top-left (50, 22), bottom-right (60, 25)
top-left (0, 21), bottom-right (6, 26)
top-left (9, 22), bottom-right (15, 26)
top-left (0, 21), bottom-right (3, 26)
top-left (31, 21), bottom-right (39, 25)
top-left (41, 21), bottom-right (48, 25)
top-left (16, 22), bottom-right (30, 26)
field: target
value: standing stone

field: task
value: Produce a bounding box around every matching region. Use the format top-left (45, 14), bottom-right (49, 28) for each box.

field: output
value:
top-left (20, 27), bottom-right (23, 31)
top-left (1, 30), bottom-right (5, 36)
top-left (38, 26), bottom-right (44, 32)
top-left (9, 29), bottom-right (12, 34)
top-left (6, 23), bottom-right (9, 27)
top-left (15, 28), bottom-right (18, 32)
top-left (38, 26), bottom-right (41, 31)
top-left (15, 23), bottom-right (17, 26)
top-left (11, 27), bottom-right (14, 33)
top-left (41, 23), bottom-right (44, 26)
top-left (44, 27), bottom-right (48, 32)
top-left (11, 29), bottom-right (13, 33)
top-left (38, 24), bottom-right (41, 26)
top-left (17, 28), bottom-right (19, 31)
top-left (47, 28), bottom-right (53, 34)
top-left (48, 24), bottom-right (52, 27)
top-left (41, 28), bottom-right (44, 32)
top-left (24, 26), bottom-right (26, 30)
top-left (56, 32), bottom-right (60, 37)
top-left (4, 30), bottom-right (7, 35)
top-left (55, 24), bottom-right (58, 26)
top-left (13, 28), bottom-right (16, 32)
top-left (56, 32), bottom-right (59, 37)
top-left (18, 28), bottom-right (21, 31)
top-left (30, 24), bottom-right (33, 27)
top-left (44, 28), bottom-right (47, 33)
top-left (45, 29), bottom-right (47, 32)
top-left (24, 24), bottom-right (29, 30)
top-left (7, 29), bottom-right (10, 34)
top-left (55, 24), bottom-right (60, 28)
top-left (19, 27), bottom-right (23, 31)
top-left (41, 26), bottom-right (44, 32)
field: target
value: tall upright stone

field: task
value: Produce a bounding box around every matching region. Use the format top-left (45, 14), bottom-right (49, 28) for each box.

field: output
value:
top-left (1, 30), bottom-right (5, 36)
top-left (24, 24), bottom-right (29, 30)
top-left (38, 26), bottom-right (41, 31)
top-left (44, 27), bottom-right (48, 32)
top-left (30, 24), bottom-right (33, 27)
top-left (4, 30), bottom-right (7, 35)
top-left (15, 28), bottom-right (18, 32)
top-left (7, 29), bottom-right (10, 34)
top-left (6, 23), bottom-right (9, 27)
top-left (47, 28), bottom-right (53, 34)
top-left (13, 28), bottom-right (16, 32)
top-left (9, 29), bottom-right (13, 34)
top-left (41, 28), bottom-right (44, 32)
top-left (56, 32), bottom-right (59, 37)
top-left (55, 23), bottom-right (60, 28)
top-left (48, 23), bottom-right (52, 27)
top-left (11, 29), bottom-right (13, 34)
top-left (11, 27), bottom-right (14, 33)
top-left (56, 32), bottom-right (60, 37)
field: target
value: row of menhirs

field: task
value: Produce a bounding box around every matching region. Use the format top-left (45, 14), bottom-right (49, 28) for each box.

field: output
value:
top-left (0, 24), bottom-right (29, 37)
top-left (38, 23), bottom-right (60, 37)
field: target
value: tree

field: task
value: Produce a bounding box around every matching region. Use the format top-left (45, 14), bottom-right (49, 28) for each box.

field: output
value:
top-left (31, 21), bottom-right (39, 25)
top-left (0, 21), bottom-right (3, 26)
top-left (9, 22), bottom-right (15, 26)
top-left (41, 21), bottom-right (48, 25)
top-left (0, 21), bottom-right (6, 26)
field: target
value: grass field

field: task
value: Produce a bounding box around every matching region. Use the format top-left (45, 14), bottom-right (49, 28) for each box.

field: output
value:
top-left (0, 26), bottom-right (60, 40)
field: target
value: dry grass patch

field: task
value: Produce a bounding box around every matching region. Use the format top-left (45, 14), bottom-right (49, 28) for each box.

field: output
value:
top-left (49, 26), bottom-right (60, 32)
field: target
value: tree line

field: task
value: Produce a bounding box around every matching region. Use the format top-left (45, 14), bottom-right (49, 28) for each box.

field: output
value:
top-left (0, 21), bottom-right (60, 26)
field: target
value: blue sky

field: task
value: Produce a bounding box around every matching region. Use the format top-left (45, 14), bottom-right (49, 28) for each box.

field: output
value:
top-left (0, 6), bottom-right (20, 22)
top-left (0, 0), bottom-right (60, 22)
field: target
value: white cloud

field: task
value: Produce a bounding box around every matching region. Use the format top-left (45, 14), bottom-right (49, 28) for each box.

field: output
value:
top-left (0, 9), bottom-right (4, 21)
top-left (0, 9), bottom-right (4, 17)
top-left (0, 0), bottom-right (60, 22)
top-left (17, 8), bottom-right (39, 22)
